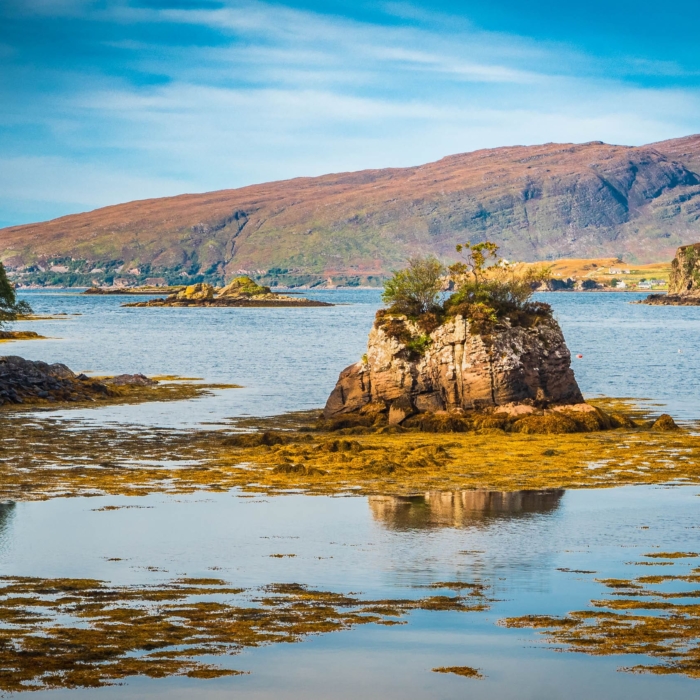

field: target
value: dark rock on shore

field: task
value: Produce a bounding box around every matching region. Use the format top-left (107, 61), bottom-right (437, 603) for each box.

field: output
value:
top-left (104, 374), bottom-right (158, 387)
top-left (0, 356), bottom-right (110, 405)
top-left (0, 357), bottom-right (158, 406)
top-left (641, 293), bottom-right (700, 305)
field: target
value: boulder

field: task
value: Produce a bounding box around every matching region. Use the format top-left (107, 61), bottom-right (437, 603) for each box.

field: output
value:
top-left (175, 283), bottom-right (215, 302)
top-left (651, 414), bottom-right (679, 431)
top-left (218, 276), bottom-right (271, 298)
top-left (323, 312), bottom-right (583, 420)
top-left (0, 356), bottom-right (159, 406)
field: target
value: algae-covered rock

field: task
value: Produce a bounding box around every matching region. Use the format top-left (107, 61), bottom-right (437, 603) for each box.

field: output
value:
top-left (652, 414), bottom-right (679, 431)
top-left (218, 276), bottom-right (271, 298)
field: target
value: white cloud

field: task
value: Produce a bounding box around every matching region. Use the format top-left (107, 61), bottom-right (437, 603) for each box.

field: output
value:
top-left (1, 0), bottom-right (700, 224)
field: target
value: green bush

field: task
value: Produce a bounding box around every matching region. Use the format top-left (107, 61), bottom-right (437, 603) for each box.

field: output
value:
top-left (381, 256), bottom-right (445, 317)
top-left (381, 242), bottom-right (552, 338)
top-left (0, 262), bottom-right (31, 327)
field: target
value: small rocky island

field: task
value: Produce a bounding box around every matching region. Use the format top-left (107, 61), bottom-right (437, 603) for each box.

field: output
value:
top-left (642, 243), bottom-right (700, 305)
top-left (123, 276), bottom-right (332, 307)
top-left (324, 246), bottom-right (667, 433)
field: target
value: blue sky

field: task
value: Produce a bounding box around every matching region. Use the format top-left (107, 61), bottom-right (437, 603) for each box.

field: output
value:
top-left (1, 0), bottom-right (700, 227)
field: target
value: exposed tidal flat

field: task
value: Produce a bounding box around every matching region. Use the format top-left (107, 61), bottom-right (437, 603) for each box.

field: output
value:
top-left (3, 289), bottom-right (700, 697)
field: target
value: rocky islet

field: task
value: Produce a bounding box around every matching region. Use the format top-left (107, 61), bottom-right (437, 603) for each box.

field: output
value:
top-left (322, 304), bottom-right (627, 433)
top-left (123, 276), bottom-right (332, 307)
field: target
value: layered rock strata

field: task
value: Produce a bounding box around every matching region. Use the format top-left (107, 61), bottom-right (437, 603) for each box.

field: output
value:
top-left (324, 313), bottom-right (585, 426)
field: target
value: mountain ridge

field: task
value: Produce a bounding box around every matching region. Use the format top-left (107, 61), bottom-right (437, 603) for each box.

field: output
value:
top-left (3, 135), bottom-right (700, 287)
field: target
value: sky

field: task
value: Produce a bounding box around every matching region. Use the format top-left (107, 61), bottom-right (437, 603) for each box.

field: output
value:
top-left (1, 1), bottom-right (700, 227)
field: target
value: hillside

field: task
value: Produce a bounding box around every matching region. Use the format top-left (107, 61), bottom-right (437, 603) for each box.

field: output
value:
top-left (2, 135), bottom-right (700, 287)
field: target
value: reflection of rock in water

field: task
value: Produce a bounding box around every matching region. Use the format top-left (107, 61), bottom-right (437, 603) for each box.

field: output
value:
top-left (0, 502), bottom-right (16, 549)
top-left (368, 490), bottom-right (564, 530)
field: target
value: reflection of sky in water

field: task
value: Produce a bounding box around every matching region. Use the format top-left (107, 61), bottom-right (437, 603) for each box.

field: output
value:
top-left (4, 291), bottom-right (700, 697)
top-left (1, 486), bottom-right (699, 698)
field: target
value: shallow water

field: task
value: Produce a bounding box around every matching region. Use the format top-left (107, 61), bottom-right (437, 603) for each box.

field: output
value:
top-left (3, 289), bottom-right (700, 697)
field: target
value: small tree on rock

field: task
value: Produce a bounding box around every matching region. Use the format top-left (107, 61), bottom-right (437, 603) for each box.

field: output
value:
top-left (382, 256), bottom-right (445, 317)
top-left (445, 241), bottom-right (551, 330)
top-left (0, 262), bottom-right (31, 328)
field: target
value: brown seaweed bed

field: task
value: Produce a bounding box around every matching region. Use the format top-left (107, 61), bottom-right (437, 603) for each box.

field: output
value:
top-left (1, 400), bottom-right (699, 501)
top-left (0, 576), bottom-right (488, 691)
top-left (500, 552), bottom-right (700, 679)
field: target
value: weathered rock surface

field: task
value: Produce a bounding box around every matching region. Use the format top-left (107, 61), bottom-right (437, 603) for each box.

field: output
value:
top-left (0, 357), bottom-right (159, 406)
top-left (104, 374), bottom-right (158, 387)
top-left (642, 243), bottom-right (700, 305)
top-left (0, 356), bottom-right (108, 405)
top-left (324, 314), bottom-right (583, 424)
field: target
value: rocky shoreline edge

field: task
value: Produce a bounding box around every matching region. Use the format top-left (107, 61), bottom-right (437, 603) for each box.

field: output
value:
top-left (0, 356), bottom-right (238, 408)
top-left (638, 293), bottom-right (700, 306)
top-left (0, 330), bottom-right (45, 342)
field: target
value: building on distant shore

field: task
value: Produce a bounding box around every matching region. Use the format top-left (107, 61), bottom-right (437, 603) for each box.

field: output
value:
top-left (145, 277), bottom-right (167, 287)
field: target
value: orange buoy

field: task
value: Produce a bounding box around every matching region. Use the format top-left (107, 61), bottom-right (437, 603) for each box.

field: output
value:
top-left (576, 354), bottom-right (583, 359)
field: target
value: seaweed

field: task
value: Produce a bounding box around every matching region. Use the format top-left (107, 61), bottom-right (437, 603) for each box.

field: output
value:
top-left (0, 400), bottom-right (698, 501)
top-left (500, 553), bottom-right (700, 679)
top-left (0, 576), bottom-right (489, 691)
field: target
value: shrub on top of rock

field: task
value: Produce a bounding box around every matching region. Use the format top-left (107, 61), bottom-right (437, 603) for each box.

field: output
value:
top-left (323, 241), bottom-right (592, 430)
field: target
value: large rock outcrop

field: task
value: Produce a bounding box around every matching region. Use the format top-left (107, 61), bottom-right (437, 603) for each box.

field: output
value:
top-left (643, 243), bottom-right (700, 305)
top-left (324, 313), bottom-right (583, 422)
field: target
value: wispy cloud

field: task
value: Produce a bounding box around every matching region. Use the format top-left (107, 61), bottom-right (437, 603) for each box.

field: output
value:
top-left (1, 0), bottom-right (699, 224)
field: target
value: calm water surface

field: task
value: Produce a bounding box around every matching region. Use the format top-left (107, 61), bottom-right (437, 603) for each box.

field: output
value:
top-left (2, 289), bottom-right (700, 698)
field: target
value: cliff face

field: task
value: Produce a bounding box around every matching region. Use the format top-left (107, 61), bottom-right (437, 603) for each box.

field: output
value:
top-left (3, 135), bottom-right (700, 286)
top-left (642, 241), bottom-right (700, 304)
top-left (323, 314), bottom-right (583, 421)
top-left (668, 243), bottom-right (700, 296)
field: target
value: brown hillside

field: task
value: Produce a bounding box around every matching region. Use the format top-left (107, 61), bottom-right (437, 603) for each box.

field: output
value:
top-left (2, 136), bottom-right (700, 285)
